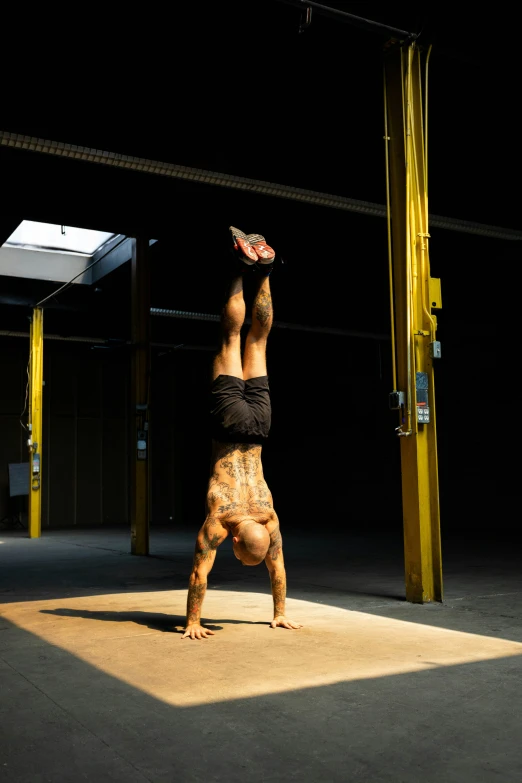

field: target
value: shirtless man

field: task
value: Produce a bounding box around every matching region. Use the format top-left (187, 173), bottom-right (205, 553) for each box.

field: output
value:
top-left (182, 226), bottom-right (303, 640)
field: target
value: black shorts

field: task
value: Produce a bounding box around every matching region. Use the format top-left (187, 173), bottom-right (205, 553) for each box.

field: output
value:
top-left (210, 375), bottom-right (271, 444)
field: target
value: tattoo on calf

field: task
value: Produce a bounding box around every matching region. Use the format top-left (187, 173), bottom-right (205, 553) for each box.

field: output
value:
top-left (255, 290), bottom-right (273, 327)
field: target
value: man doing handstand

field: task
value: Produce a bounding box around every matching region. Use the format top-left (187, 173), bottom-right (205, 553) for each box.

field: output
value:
top-left (182, 226), bottom-right (302, 639)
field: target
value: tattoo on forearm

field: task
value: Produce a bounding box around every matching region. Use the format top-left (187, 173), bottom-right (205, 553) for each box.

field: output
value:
top-left (186, 581), bottom-right (207, 624)
top-left (270, 572), bottom-right (286, 617)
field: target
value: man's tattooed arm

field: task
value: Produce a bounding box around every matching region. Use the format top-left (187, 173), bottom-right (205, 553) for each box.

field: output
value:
top-left (184, 517), bottom-right (227, 629)
top-left (265, 524), bottom-right (286, 616)
top-left (186, 581), bottom-right (207, 625)
top-left (267, 524), bottom-right (283, 562)
top-left (269, 571), bottom-right (286, 618)
top-left (264, 522), bottom-right (302, 629)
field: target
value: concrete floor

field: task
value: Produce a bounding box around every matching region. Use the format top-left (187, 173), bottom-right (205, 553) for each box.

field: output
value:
top-left (0, 525), bottom-right (521, 782)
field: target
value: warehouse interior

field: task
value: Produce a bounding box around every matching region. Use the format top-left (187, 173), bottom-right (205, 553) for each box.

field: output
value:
top-left (1, 3), bottom-right (521, 781)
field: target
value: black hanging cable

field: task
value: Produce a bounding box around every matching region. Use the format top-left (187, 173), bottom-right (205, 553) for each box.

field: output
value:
top-left (34, 236), bottom-right (129, 308)
top-left (35, 254), bottom-right (104, 308)
top-left (275, 0), bottom-right (418, 40)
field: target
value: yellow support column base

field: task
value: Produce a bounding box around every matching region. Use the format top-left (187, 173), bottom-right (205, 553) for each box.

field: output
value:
top-left (401, 424), bottom-right (442, 603)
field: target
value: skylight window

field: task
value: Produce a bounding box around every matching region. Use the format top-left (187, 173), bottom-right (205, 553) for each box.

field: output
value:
top-left (4, 221), bottom-right (115, 256)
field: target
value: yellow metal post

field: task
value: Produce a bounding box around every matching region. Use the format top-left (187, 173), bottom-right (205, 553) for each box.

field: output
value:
top-left (385, 43), bottom-right (443, 602)
top-left (28, 308), bottom-right (44, 538)
top-left (130, 237), bottom-right (150, 555)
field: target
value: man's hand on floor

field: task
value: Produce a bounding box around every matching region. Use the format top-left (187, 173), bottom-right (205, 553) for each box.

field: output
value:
top-left (182, 623), bottom-right (215, 640)
top-left (270, 615), bottom-right (303, 630)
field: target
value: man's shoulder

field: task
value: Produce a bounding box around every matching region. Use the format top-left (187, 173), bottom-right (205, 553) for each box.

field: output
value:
top-left (264, 513), bottom-right (279, 535)
top-left (200, 515), bottom-right (228, 540)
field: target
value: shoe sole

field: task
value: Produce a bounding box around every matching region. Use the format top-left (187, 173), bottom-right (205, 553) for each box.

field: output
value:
top-left (229, 226), bottom-right (257, 264)
top-left (229, 226), bottom-right (276, 265)
top-left (247, 233), bottom-right (275, 264)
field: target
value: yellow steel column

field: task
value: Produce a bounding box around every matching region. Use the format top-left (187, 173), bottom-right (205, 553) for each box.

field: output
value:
top-left (28, 308), bottom-right (44, 538)
top-left (130, 237), bottom-right (151, 555)
top-left (385, 43), bottom-right (443, 602)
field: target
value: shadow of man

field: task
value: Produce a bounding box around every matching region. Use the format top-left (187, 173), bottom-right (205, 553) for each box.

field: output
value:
top-left (41, 608), bottom-right (269, 633)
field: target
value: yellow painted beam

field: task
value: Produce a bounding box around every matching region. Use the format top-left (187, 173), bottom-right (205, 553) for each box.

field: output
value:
top-left (28, 308), bottom-right (44, 538)
top-left (130, 238), bottom-right (150, 555)
top-left (385, 44), bottom-right (443, 603)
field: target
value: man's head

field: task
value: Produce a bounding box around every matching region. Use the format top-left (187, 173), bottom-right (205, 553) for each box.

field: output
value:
top-left (233, 520), bottom-right (270, 566)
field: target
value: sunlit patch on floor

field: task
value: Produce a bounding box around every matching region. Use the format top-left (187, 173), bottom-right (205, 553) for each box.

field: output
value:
top-left (2, 590), bottom-right (522, 707)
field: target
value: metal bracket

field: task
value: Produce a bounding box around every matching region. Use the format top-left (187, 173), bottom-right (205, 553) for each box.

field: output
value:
top-left (429, 340), bottom-right (442, 359)
top-left (389, 390), bottom-right (405, 410)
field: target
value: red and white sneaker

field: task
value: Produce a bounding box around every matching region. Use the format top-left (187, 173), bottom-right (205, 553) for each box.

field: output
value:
top-left (246, 233), bottom-right (276, 274)
top-left (246, 233), bottom-right (276, 262)
top-left (229, 226), bottom-right (258, 265)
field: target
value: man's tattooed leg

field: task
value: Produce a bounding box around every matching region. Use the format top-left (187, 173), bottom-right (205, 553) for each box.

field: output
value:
top-left (252, 275), bottom-right (273, 336)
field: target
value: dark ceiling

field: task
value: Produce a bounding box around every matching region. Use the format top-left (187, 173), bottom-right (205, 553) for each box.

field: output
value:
top-left (1, 1), bottom-right (520, 337)
top-left (3, 2), bottom-right (520, 228)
